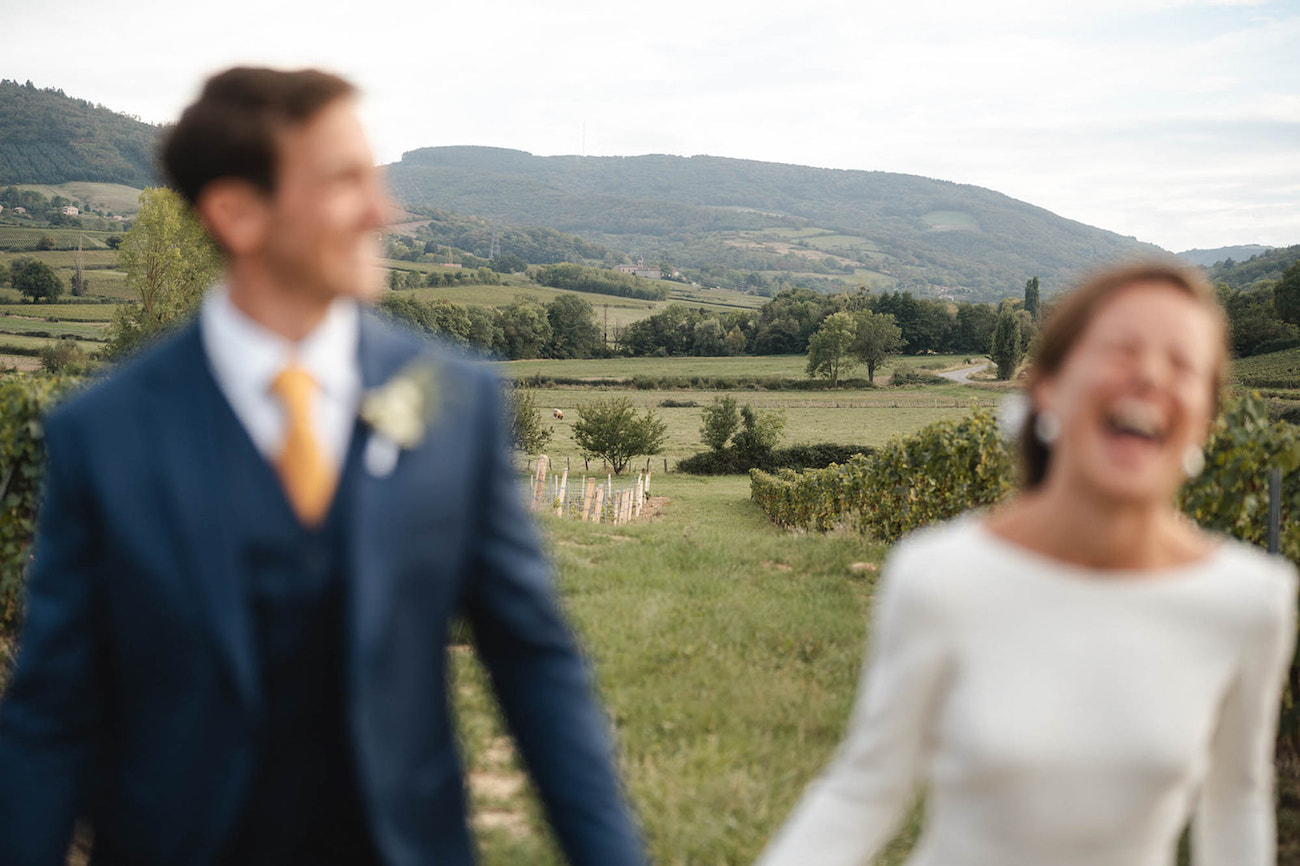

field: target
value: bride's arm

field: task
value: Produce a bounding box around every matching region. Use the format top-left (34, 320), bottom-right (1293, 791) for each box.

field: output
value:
top-left (757, 542), bottom-right (953, 866)
top-left (1193, 560), bottom-right (1297, 866)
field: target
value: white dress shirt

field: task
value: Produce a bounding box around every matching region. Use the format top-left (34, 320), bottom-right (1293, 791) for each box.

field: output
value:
top-left (758, 515), bottom-right (1297, 866)
top-left (199, 284), bottom-right (362, 472)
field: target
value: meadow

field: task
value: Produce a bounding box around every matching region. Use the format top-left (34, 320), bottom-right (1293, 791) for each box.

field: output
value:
top-left (452, 474), bottom-right (925, 865)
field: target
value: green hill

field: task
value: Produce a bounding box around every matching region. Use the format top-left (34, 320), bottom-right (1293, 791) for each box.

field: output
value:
top-left (1206, 244), bottom-right (1300, 290)
top-left (1177, 245), bottom-right (1275, 268)
top-left (0, 79), bottom-right (161, 188)
top-left (386, 147), bottom-right (1167, 301)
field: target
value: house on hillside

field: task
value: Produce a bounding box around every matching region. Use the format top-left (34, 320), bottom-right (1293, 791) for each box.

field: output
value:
top-left (62, 206), bottom-right (79, 216)
top-left (0, 204), bottom-right (4, 213)
top-left (615, 263), bottom-right (663, 279)
top-left (12, 207), bottom-right (25, 215)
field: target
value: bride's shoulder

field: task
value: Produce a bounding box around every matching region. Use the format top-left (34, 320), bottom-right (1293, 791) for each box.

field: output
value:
top-left (881, 514), bottom-right (989, 595)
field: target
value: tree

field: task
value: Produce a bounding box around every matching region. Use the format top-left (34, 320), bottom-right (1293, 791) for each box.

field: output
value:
top-left (505, 387), bottom-right (552, 455)
top-left (724, 325), bottom-right (747, 356)
top-left (700, 396), bottom-right (740, 453)
top-left (1024, 276), bottom-right (1041, 321)
top-left (35, 235), bottom-right (56, 251)
top-left (691, 318), bottom-right (726, 356)
top-left (731, 405), bottom-right (785, 468)
top-left (1276, 261), bottom-right (1300, 327)
top-left (546, 294), bottom-right (601, 359)
top-left (991, 305), bottom-right (1023, 380)
top-left (806, 311), bottom-right (858, 386)
top-left (850, 310), bottom-right (904, 384)
top-left (496, 298), bottom-right (552, 360)
top-left (105, 187), bottom-right (221, 358)
top-left (572, 397), bottom-right (668, 474)
top-left (13, 260), bottom-right (63, 302)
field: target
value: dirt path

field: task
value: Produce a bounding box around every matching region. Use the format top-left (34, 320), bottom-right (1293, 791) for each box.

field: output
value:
top-left (938, 362), bottom-right (989, 384)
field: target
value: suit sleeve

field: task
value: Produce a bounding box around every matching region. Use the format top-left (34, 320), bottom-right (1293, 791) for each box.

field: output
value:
top-left (1193, 561), bottom-right (1297, 866)
top-left (757, 544), bottom-right (951, 866)
top-left (462, 370), bottom-right (646, 866)
top-left (0, 412), bottom-right (104, 865)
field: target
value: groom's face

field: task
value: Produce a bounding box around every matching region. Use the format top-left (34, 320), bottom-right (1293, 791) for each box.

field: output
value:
top-left (260, 98), bottom-right (390, 304)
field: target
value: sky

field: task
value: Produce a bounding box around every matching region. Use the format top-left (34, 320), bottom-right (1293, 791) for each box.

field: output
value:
top-left (2, 0), bottom-right (1297, 252)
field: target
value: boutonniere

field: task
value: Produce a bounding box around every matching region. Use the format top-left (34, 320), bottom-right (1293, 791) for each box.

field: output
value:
top-left (359, 360), bottom-right (441, 477)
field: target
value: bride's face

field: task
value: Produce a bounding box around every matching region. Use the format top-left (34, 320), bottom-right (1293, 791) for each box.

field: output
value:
top-left (1034, 281), bottom-right (1220, 505)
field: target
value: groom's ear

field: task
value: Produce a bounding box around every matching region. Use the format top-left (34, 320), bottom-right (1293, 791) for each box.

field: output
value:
top-left (195, 178), bottom-right (270, 257)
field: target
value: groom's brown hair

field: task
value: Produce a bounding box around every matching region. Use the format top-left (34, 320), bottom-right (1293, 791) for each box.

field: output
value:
top-left (162, 67), bottom-right (356, 206)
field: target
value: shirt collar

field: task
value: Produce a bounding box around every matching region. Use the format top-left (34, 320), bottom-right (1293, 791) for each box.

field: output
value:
top-left (201, 283), bottom-right (361, 403)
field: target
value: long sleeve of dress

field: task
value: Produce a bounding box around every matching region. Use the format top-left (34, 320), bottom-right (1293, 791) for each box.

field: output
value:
top-left (1193, 561), bottom-right (1297, 866)
top-left (757, 546), bottom-right (951, 866)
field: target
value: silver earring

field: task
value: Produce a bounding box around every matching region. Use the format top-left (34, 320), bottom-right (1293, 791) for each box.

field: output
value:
top-left (1182, 445), bottom-right (1205, 478)
top-left (1034, 410), bottom-right (1061, 445)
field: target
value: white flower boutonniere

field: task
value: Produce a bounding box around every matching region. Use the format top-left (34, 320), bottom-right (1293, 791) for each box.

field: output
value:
top-left (359, 360), bottom-right (441, 477)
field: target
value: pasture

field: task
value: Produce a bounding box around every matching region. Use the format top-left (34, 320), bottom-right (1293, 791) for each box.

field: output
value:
top-left (500, 353), bottom-right (976, 381)
top-left (453, 474), bottom-right (924, 865)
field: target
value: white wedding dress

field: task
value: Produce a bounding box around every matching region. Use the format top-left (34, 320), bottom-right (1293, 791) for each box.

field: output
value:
top-left (758, 516), bottom-right (1296, 866)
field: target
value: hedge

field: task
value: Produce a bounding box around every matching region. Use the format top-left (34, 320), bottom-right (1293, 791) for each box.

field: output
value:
top-left (751, 393), bottom-right (1300, 748)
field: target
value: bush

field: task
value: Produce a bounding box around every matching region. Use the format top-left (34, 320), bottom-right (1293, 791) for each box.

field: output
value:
top-left (750, 394), bottom-right (1300, 748)
top-left (658, 398), bottom-right (699, 408)
top-left (572, 396), bottom-right (669, 475)
top-left (0, 373), bottom-right (84, 637)
top-left (679, 442), bottom-right (875, 475)
top-left (504, 386), bottom-right (552, 456)
top-left (888, 367), bottom-right (946, 388)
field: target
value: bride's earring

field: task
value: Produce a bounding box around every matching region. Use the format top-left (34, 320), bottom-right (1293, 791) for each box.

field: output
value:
top-left (1182, 444), bottom-right (1205, 478)
top-left (1034, 410), bottom-right (1061, 445)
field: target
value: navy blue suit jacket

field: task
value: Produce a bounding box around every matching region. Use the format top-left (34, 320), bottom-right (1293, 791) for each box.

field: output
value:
top-left (0, 316), bottom-right (645, 866)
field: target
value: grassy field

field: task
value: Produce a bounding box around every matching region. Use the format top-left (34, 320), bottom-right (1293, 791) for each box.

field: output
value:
top-left (500, 353), bottom-right (978, 381)
top-left (1235, 346), bottom-right (1300, 391)
top-left (0, 317), bottom-right (108, 340)
top-left (0, 303), bottom-right (120, 321)
top-left (0, 333), bottom-right (103, 355)
top-left (0, 227), bottom-right (123, 251)
top-left (14, 182), bottom-right (144, 216)
top-left (453, 474), bottom-right (923, 865)
top-left (519, 386), bottom-right (987, 468)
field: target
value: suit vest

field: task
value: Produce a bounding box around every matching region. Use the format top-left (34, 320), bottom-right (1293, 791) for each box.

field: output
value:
top-left (211, 393), bottom-right (381, 866)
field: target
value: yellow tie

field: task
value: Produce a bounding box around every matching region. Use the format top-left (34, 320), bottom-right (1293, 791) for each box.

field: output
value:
top-left (271, 365), bottom-right (337, 527)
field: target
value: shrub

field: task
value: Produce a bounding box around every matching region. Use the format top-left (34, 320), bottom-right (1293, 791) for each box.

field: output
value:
top-left (1, 374), bottom-right (84, 637)
top-left (504, 386), bottom-right (551, 456)
top-left (888, 367), bottom-right (946, 388)
top-left (572, 396), bottom-right (668, 475)
top-left (658, 398), bottom-right (699, 408)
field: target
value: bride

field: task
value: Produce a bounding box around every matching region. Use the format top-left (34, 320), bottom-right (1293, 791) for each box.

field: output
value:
top-left (757, 262), bottom-right (1296, 866)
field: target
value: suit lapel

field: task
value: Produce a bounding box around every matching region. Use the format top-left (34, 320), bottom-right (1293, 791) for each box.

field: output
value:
top-left (145, 324), bottom-right (261, 714)
top-left (346, 316), bottom-right (422, 676)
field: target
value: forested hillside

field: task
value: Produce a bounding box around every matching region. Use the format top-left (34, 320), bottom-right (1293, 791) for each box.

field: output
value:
top-left (1206, 244), bottom-right (1300, 290)
top-left (386, 147), bottom-right (1166, 301)
top-left (0, 80), bottom-right (161, 188)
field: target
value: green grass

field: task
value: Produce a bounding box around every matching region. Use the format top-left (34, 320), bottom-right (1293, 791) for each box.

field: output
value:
top-left (395, 278), bottom-right (764, 331)
top-left (0, 303), bottom-right (119, 321)
top-left (499, 354), bottom-right (975, 381)
top-left (0, 317), bottom-right (107, 340)
top-left (14, 182), bottom-right (143, 216)
top-left (453, 474), bottom-right (922, 864)
top-left (0, 333), bottom-right (102, 354)
top-left (518, 387), bottom-right (984, 468)
top-left (0, 227), bottom-right (122, 251)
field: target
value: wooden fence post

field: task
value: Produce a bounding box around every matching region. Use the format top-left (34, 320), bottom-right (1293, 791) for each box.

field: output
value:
top-left (593, 485), bottom-right (606, 523)
top-left (555, 468), bottom-right (568, 517)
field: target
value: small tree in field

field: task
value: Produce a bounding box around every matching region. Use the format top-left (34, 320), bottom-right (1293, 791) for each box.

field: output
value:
top-left (806, 311), bottom-right (857, 386)
top-left (505, 386), bottom-right (552, 456)
top-left (700, 395), bottom-right (740, 453)
top-left (572, 396), bottom-right (668, 474)
top-left (851, 310), bottom-right (904, 384)
top-left (14, 260), bottom-right (62, 302)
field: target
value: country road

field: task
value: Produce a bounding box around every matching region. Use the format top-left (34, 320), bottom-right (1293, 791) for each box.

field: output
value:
top-left (939, 362), bottom-right (990, 384)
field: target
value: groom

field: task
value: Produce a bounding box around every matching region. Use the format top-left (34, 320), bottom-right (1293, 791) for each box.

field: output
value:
top-left (0, 68), bottom-right (645, 866)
